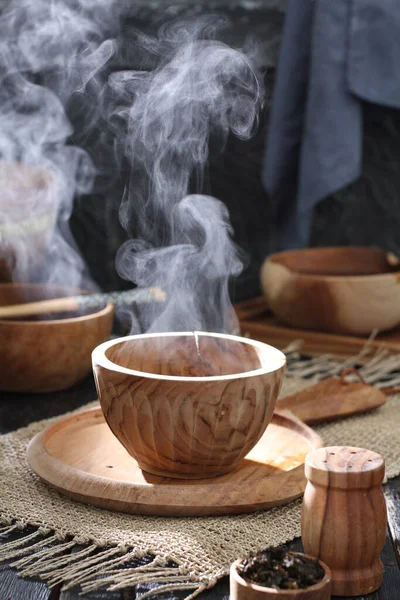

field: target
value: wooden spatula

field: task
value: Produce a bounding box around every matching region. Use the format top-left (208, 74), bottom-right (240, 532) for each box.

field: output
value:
top-left (278, 369), bottom-right (387, 425)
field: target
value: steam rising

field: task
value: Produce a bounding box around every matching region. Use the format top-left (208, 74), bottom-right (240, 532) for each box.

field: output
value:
top-left (0, 3), bottom-right (264, 333)
top-left (0, 0), bottom-right (118, 286)
top-left (112, 17), bottom-right (264, 333)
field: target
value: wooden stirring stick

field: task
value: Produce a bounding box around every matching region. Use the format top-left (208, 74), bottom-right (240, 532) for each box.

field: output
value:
top-left (0, 287), bottom-right (166, 319)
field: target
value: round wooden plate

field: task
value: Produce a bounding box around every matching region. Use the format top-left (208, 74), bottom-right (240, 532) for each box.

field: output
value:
top-left (27, 407), bottom-right (323, 516)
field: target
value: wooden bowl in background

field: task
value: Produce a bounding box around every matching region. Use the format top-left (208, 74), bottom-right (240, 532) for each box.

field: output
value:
top-left (0, 162), bottom-right (58, 282)
top-left (260, 247), bottom-right (400, 335)
top-left (230, 554), bottom-right (332, 600)
top-left (92, 331), bottom-right (286, 479)
top-left (0, 284), bottom-right (113, 393)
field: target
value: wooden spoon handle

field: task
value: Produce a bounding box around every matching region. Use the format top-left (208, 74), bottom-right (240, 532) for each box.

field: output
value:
top-left (0, 287), bottom-right (166, 319)
top-left (0, 297), bottom-right (80, 319)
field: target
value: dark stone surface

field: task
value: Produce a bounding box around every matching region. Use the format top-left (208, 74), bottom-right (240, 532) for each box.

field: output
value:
top-left (0, 375), bottom-right (96, 434)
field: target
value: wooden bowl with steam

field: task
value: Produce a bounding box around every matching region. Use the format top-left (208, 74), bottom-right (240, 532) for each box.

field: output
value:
top-left (260, 246), bottom-right (400, 335)
top-left (0, 283), bottom-right (113, 393)
top-left (92, 331), bottom-right (286, 479)
top-left (0, 161), bottom-right (57, 282)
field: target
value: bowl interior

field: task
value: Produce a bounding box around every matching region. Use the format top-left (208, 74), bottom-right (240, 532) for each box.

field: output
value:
top-left (105, 334), bottom-right (275, 378)
top-left (270, 247), bottom-right (399, 277)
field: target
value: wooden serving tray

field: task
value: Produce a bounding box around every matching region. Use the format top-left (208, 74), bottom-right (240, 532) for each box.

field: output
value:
top-left (236, 297), bottom-right (400, 358)
top-left (27, 406), bottom-right (322, 517)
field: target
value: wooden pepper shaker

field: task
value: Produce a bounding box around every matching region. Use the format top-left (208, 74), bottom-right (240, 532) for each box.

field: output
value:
top-left (301, 446), bottom-right (387, 596)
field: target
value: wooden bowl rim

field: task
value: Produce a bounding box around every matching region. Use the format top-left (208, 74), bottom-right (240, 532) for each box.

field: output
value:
top-left (92, 331), bottom-right (287, 382)
top-left (0, 283), bottom-right (114, 325)
top-left (265, 246), bottom-right (400, 281)
top-left (231, 554), bottom-right (332, 595)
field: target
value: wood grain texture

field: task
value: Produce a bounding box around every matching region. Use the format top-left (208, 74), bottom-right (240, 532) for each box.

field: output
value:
top-left (0, 284), bottom-right (113, 393)
top-left (61, 589), bottom-right (120, 600)
top-left (0, 296), bottom-right (82, 319)
top-left (130, 532), bottom-right (400, 600)
top-left (0, 566), bottom-right (57, 600)
top-left (302, 446), bottom-right (387, 596)
top-left (26, 406), bottom-right (322, 517)
top-left (237, 300), bottom-right (400, 358)
top-left (92, 332), bottom-right (286, 478)
top-left (229, 556), bottom-right (332, 600)
top-left (0, 287), bottom-right (165, 319)
top-left (278, 378), bottom-right (386, 425)
top-left (260, 247), bottom-right (400, 335)
top-left (288, 534), bottom-right (400, 600)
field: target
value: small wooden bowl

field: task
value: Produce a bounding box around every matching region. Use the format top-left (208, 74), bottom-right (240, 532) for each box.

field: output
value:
top-left (0, 283), bottom-right (113, 393)
top-left (92, 332), bottom-right (286, 479)
top-left (260, 246), bottom-right (400, 334)
top-left (230, 554), bottom-right (332, 600)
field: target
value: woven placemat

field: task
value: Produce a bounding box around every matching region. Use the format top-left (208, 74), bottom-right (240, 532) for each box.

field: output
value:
top-left (0, 357), bottom-right (399, 597)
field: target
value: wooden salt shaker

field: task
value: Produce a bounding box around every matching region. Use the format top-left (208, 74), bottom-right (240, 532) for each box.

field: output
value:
top-left (302, 446), bottom-right (387, 596)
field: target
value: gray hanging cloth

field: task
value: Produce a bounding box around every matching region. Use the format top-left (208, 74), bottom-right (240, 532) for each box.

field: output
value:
top-left (262, 0), bottom-right (400, 249)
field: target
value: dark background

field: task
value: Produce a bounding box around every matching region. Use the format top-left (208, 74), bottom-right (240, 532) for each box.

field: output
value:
top-left (68, 2), bottom-right (400, 302)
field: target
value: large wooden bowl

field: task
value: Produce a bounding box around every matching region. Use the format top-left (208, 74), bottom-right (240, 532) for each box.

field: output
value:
top-left (0, 284), bottom-right (114, 393)
top-left (260, 247), bottom-right (400, 335)
top-left (92, 332), bottom-right (286, 479)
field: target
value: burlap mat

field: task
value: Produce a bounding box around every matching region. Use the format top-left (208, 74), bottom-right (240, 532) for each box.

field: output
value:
top-left (1, 355), bottom-right (400, 597)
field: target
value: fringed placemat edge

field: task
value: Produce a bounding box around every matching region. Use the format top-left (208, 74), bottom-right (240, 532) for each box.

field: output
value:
top-left (1, 345), bottom-right (400, 597)
top-left (0, 503), bottom-right (303, 597)
top-left (0, 523), bottom-right (210, 598)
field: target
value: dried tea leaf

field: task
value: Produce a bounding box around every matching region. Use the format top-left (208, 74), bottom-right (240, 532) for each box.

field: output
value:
top-left (237, 546), bottom-right (325, 589)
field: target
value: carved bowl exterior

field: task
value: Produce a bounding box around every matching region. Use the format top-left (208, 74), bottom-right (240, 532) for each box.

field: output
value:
top-left (0, 284), bottom-right (114, 393)
top-left (92, 332), bottom-right (286, 479)
top-left (261, 246), bottom-right (400, 335)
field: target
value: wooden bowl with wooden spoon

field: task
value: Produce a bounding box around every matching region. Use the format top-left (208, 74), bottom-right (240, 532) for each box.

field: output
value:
top-left (0, 283), bottom-right (113, 393)
top-left (92, 331), bottom-right (286, 479)
top-left (260, 246), bottom-right (400, 335)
